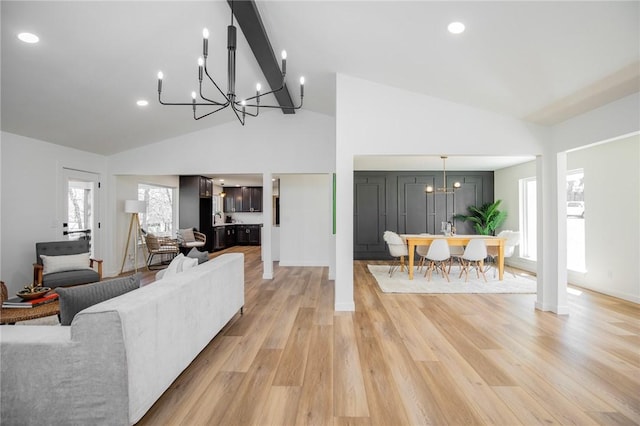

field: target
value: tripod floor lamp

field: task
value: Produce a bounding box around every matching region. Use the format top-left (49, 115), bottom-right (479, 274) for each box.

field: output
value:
top-left (120, 200), bottom-right (147, 274)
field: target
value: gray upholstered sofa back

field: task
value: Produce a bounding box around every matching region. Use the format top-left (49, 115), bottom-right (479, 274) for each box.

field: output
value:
top-left (35, 240), bottom-right (91, 265)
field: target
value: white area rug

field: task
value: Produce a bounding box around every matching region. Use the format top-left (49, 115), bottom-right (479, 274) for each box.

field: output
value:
top-left (368, 265), bottom-right (537, 294)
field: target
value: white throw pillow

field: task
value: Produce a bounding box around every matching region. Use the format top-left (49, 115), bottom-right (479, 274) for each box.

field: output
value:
top-left (179, 228), bottom-right (196, 243)
top-left (41, 252), bottom-right (91, 275)
top-left (163, 254), bottom-right (185, 277)
top-left (181, 257), bottom-right (198, 272)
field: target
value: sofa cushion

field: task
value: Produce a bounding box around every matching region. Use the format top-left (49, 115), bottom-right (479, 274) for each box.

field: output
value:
top-left (187, 247), bottom-right (209, 264)
top-left (56, 274), bottom-right (140, 325)
top-left (40, 252), bottom-right (91, 274)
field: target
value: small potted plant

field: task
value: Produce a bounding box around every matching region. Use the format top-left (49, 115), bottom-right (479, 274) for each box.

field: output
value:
top-left (454, 200), bottom-right (507, 236)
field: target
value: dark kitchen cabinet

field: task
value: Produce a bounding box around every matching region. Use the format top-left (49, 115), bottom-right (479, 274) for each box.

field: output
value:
top-left (241, 187), bottom-right (262, 212)
top-left (224, 187), bottom-right (243, 212)
top-left (237, 225), bottom-right (261, 245)
top-left (248, 225), bottom-right (261, 245)
top-left (224, 187), bottom-right (262, 213)
top-left (225, 226), bottom-right (237, 246)
top-left (179, 176), bottom-right (213, 251)
top-left (199, 178), bottom-right (213, 198)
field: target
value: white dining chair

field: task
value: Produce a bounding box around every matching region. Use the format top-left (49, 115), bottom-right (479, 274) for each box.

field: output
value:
top-left (424, 239), bottom-right (451, 282)
top-left (487, 230), bottom-right (521, 277)
top-left (383, 230), bottom-right (408, 277)
top-left (459, 239), bottom-right (488, 282)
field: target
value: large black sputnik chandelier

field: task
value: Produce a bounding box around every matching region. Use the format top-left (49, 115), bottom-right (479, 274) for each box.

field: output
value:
top-left (157, 1), bottom-right (304, 125)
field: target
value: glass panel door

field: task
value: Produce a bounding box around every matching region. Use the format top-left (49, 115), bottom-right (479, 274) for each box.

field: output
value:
top-left (62, 169), bottom-right (100, 256)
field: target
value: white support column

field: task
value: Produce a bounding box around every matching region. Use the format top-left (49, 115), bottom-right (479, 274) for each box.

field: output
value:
top-left (535, 153), bottom-right (569, 314)
top-left (335, 153), bottom-right (355, 311)
top-left (262, 172), bottom-right (273, 279)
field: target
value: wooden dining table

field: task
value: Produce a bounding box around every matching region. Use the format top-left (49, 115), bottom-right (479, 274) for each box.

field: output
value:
top-left (402, 234), bottom-right (507, 280)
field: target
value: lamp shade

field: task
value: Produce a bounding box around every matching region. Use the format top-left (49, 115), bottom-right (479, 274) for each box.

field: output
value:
top-left (124, 200), bottom-right (146, 214)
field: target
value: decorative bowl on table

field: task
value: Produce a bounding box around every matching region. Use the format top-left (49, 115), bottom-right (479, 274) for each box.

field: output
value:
top-left (17, 286), bottom-right (51, 300)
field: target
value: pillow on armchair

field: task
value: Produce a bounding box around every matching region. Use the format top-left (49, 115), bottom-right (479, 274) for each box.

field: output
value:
top-left (178, 228), bottom-right (196, 243)
top-left (56, 274), bottom-right (141, 326)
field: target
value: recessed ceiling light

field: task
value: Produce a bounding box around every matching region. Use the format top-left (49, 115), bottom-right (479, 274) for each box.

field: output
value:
top-left (18, 32), bottom-right (39, 43)
top-left (447, 22), bottom-right (465, 34)
top-left (136, 100), bottom-right (149, 107)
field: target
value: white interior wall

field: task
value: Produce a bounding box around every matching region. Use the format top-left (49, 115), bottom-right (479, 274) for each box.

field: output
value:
top-left (494, 160), bottom-right (537, 271)
top-left (108, 110), bottom-right (335, 175)
top-left (567, 136), bottom-right (639, 302)
top-left (1, 132), bottom-right (107, 295)
top-left (279, 174), bottom-right (332, 267)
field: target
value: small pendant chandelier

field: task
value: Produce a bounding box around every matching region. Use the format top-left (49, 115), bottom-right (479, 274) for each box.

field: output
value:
top-left (156, 0), bottom-right (304, 125)
top-left (425, 156), bottom-right (461, 194)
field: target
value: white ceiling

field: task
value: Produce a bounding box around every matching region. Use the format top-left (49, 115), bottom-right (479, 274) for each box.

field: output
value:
top-left (2, 1), bottom-right (639, 162)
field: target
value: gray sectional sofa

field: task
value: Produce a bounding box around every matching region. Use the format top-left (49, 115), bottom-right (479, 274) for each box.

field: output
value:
top-left (0, 253), bottom-right (244, 425)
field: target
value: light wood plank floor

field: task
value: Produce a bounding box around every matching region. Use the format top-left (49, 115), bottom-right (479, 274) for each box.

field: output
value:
top-left (138, 246), bottom-right (639, 425)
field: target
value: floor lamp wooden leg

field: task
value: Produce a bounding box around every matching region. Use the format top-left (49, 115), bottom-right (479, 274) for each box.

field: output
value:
top-left (120, 214), bottom-right (136, 275)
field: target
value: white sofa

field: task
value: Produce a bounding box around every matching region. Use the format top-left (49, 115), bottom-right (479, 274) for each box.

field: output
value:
top-left (0, 253), bottom-right (244, 425)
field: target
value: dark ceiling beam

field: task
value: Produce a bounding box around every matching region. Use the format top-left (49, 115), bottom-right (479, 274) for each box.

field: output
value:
top-left (228, 0), bottom-right (295, 114)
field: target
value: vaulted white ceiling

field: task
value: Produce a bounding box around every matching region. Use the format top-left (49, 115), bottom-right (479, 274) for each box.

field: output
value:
top-left (2, 1), bottom-right (638, 156)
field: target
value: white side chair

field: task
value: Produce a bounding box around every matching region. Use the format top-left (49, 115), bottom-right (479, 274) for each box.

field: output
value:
top-left (383, 231), bottom-right (408, 277)
top-left (459, 239), bottom-right (488, 282)
top-left (488, 230), bottom-right (521, 277)
top-left (423, 239), bottom-right (451, 282)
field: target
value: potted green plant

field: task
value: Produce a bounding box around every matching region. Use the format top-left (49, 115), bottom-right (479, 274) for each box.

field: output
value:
top-left (454, 200), bottom-right (507, 236)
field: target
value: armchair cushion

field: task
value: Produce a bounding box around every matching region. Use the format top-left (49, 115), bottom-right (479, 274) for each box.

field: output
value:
top-left (40, 252), bottom-right (92, 275)
top-left (43, 270), bottom-right (100, 289)
top-left (56, 274), bottom-right (141, 326)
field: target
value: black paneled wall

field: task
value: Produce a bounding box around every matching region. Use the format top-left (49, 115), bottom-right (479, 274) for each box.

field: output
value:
top-left (354, 171), bottom-right (494, 260)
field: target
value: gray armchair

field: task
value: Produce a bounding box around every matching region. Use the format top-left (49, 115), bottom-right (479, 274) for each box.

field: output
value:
top-left (33, 240), bottom-right (103, 288)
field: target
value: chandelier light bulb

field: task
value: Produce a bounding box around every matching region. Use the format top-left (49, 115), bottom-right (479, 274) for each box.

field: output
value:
top-left (157, 71), bottom-right (163, 80)
top-left (281, 50), bottom-right (287, 60)
top-left (256, 83), bottom-right (261, 91)
top-left (454, 182), bottom-right (461, 188)
top-left (300, 76), bottom-right (305, 85)
top-left (191, 91), bottom-right (197, 100)
top-left (198, 57), bottom-right (204, 66)
top-left (202, 28), bottom-right (209, 39)
top-left (241, 99), bottom-right (246, 106)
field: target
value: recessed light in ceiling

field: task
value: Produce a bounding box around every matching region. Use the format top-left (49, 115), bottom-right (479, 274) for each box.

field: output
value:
top-left (447, 22), bottom-right (465, 34)
top-left (136, 100), bottom-right (149, 107)
top-left (18, 32), bottom-right (39, 43)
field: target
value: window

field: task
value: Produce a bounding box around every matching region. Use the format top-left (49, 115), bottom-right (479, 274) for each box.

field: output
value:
top-left (519, 177), bottom-right (537, 260)
top-left (519, 170), bottom-right (586, 271)
top-left (138, 184), bottom-right (175, 236)
top-left (566, 169), bottom-right (585, 272)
